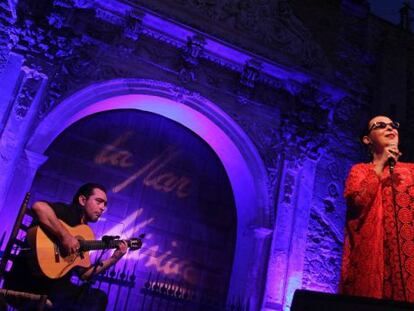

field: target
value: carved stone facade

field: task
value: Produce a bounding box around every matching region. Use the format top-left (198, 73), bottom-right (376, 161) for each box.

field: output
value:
top-left (1, 0), bottom-right (413, 310)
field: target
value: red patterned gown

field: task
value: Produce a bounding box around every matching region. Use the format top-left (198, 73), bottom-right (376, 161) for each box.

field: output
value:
top-left (340, 162), bottom-right (414, 302)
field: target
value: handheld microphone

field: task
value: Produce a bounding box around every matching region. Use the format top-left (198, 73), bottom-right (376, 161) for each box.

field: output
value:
top-left (388, 157), bottom-right (396, 173)
top-left (388, 143), bottom-right (400, 173)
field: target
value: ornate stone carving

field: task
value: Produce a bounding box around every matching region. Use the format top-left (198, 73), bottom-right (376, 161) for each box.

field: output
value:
top-left (0, 2), bottom-right (15, 74)
top-left (14, 67), bottom-right (45, 120)
top-left (229, 111), bottom-right (283, 224)
top-left (230, 113), bottom-right (281, 167)
top-left (178, 35), bottom-right (205, 83)
top-left (8, 0), bottom-right (339, 116)
top-left (124, 11), bottom-right (143, 41)
top-left (282, 172), bottom-right (295, 205)
top-left (182, 35), bottom-right (205, 66)
top-left (134, 0), bottom-right (330, 74)
top-left (141, 27), bottom-right (182, 49)
top-left (303, 167), bottom-right (347, 291)
top-left (54, 0), bottom-right (92, 9)
top-left (327, 162), bottom-right (341, 181)
top-left (275, 83), bottom-right (342, 168)
top-left (240, 59), bottom-right (262, 88)
top-left (9, 17), bottom-right (83, 62)
top-left (284, 79), bottom-right (303, 96)
top-left (96, 8), bottom-right (124, 26)
top-left (280, 113), bottom-right (328, 167)
top-left (327, 183), bottom-right (339, 199)
top-left (178, 67), bottom-right (195, 84)
top-left (236, 59), bottom-right (262, 102)
top-left (48, 12), bottom-right (65, 29)
top-left (303, 206), bottom-right (344, 292)
top-left (266, 167), bottom-right (279, 212)
top-left (0, 35), bottom-right (10, 74)
top-left (169, 85), bottom-right (194, 103)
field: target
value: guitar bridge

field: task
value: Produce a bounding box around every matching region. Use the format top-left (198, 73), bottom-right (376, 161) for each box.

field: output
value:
top-left (54, 243), bottom-right (60, 263)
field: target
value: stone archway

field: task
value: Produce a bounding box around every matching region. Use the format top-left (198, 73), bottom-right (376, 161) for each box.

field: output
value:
top-left (18, 78), bottom-right (271, 308)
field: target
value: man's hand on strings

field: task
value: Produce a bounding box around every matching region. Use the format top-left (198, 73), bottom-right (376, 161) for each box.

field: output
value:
top-left (62, 234), bottom-right (80, 255)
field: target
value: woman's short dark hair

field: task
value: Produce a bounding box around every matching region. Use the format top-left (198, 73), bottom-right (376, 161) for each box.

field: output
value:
top-left (72, 183), bottom-right (107, 207)
top-left (360, 115), bottom-right (376, 142)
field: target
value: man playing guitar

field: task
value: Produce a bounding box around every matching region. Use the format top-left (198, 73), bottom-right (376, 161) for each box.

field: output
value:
top-left (4, 183), bottom-right (128, 310)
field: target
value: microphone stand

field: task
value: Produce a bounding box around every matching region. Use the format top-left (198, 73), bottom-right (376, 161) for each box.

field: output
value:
top-left (88, 236), bottom-right (119, 278)
top-left (78, 236), bottom-right (119, 303)
top-left (389, 159), bottom-right (408, 301)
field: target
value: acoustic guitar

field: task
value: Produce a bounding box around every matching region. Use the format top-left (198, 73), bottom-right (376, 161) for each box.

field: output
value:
top-left (26, 220), bottom-right (142, 279)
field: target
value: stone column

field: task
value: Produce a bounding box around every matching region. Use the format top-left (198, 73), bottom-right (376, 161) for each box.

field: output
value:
top-left (0, 53), bottom-right (25, 132)
top-left (282, 158), bottom-right (318, 310)
top-left (0, 150), bottom-right (48, 245)
top-left (0, 65), bottom-right (48, 215)
top-left (261, 148), bottom-right (320, 310)
top-left (244, 226), bottom-right (273, 310)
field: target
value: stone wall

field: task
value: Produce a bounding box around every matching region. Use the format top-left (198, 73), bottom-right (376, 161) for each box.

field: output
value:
top-left (1, 0), bottom-right (413, 310)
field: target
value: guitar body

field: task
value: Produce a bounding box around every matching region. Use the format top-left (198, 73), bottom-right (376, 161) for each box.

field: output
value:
top-left (27, 221), bottom-right (94, 279)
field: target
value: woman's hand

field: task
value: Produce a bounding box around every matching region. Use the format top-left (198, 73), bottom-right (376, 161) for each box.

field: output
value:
top-left (374, 143), bottom-right (401, 176)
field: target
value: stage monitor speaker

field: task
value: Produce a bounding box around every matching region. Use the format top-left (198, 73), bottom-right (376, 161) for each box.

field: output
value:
top-left (291, 289), bottom-right (414, 311)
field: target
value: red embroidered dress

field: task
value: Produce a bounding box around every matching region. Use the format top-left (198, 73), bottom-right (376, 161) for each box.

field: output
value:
top-left (340, 162), bottom-right (414, 302)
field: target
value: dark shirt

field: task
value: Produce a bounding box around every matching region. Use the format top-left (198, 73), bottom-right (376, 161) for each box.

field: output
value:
top-left (35, 201), bottom-right (83, 227)
top-left (4, 201), bottom-right (84, 295)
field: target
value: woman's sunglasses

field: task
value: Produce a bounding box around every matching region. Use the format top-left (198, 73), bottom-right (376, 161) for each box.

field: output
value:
top-left (368, 121), bottom-right (400, 133)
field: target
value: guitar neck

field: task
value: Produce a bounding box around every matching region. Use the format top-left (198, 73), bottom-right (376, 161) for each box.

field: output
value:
top-left (79, 239), bottom-right (128, 251)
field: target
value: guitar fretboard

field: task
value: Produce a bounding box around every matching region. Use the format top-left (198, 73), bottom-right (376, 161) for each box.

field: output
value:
top-left (79, 240), bottom-right (126, 251)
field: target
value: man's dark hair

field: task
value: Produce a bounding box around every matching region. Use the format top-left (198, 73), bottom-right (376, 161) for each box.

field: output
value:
top-left (72, 183), bottom-right (107, 208)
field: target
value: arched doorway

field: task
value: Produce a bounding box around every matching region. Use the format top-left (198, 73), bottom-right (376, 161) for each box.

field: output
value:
top-left (12, 79), bottom-right (270, 308)
top-left (31, 108), bottom-right (237, 309)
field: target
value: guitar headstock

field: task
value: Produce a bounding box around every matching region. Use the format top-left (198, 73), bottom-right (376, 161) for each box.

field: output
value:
top-left (128, 238), bottom-right (143, 250)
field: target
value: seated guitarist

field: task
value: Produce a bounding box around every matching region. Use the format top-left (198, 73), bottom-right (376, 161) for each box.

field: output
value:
top-left (4, 183), bottom-right (127, 310)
